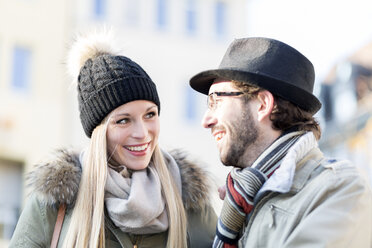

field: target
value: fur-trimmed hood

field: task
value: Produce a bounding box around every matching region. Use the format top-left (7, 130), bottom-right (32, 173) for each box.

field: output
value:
top-left (27, 149), bottom-right (214, 211)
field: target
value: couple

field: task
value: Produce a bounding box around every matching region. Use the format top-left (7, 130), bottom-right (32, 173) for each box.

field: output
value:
top-left (10, 32), bottom-right (372, 247)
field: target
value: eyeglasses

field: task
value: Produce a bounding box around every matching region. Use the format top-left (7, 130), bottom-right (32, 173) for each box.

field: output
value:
top-left (207, 91), bottom-right (244, 110)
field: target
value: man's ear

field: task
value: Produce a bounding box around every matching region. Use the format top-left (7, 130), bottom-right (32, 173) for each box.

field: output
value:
top-left (256, 90), bottom-right (275, 122)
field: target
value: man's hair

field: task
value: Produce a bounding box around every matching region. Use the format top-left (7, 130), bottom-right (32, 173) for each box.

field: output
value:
top-left (232, 81), bottom-right (321, 140)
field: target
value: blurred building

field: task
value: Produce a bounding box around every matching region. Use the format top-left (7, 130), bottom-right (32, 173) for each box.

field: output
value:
top-left (319, 40), bottom-right (372, 184)
top-left (0, 0), bottom-right (246, 245)
top-left (0, 0), bottom-right (73, 246)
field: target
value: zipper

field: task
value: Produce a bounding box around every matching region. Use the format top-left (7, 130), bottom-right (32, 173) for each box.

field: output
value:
top-left (245, 192), bottom-right (278, 232)
top-left (132, 235), bottom-right (141, 248)
top-left (269, 204), bottom-right (276, 228)
top-left (133, 237), bottom-right (138, 248)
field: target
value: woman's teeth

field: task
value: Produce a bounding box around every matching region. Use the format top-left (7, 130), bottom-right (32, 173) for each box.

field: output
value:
top-left (126, 143), bottom-right (149, 152)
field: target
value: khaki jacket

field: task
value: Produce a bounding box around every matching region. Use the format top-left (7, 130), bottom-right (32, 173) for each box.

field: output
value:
top-left (10, 149), bottom-right (217, 248)
top-left (239, 146), bottom-right (372, 248)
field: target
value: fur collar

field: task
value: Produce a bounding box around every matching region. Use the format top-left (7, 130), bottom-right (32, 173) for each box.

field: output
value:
top-left (27, 149), bottom-right (213, 211)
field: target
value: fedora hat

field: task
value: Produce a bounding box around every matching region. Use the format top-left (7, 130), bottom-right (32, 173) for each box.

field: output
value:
top-left (190, 37), bottom-right (321, 114)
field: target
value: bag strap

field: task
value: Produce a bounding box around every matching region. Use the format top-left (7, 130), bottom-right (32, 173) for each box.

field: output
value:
top-left (51, 203), bottom-right (67, 248)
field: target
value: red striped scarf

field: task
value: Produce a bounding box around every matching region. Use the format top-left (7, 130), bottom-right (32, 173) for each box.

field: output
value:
top-left (213, 131), bottom-right (304, 248)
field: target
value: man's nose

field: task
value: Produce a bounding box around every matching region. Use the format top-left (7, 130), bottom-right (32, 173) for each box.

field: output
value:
top-left (201, 110), bottom-right (217, 129)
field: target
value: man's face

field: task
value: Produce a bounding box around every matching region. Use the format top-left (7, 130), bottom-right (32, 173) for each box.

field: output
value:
top-left (201, 81), bottom-right (259, 167)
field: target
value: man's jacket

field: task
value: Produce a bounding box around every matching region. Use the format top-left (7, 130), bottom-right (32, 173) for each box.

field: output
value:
top-left (239, 133), bottom-right (372, 248)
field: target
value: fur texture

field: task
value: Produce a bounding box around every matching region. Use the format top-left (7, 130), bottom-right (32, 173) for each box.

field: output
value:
top-left (28, 149), bottom-right (213, 211)
top-left (67, 28), bottom-right (119, 84)
top-left (27, 149), bottom-right (81, 207)
top-left (169, 149), bottom-right (214, 212)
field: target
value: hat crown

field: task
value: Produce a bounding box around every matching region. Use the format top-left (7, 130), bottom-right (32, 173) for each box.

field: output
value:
top-left (189, 37), bottom-right (321, 114)
top-left (77, 54), bottom-right (160, 138)
top-left (78, 55), bottom-right (151, 102)
top-left (219, 37), bottom-right (315, 92)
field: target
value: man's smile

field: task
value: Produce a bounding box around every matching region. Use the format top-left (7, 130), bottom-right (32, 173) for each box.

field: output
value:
top-left (213, 130), bottom-right (226, 142)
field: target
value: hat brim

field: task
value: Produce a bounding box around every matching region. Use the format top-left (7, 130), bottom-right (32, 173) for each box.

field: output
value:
top-left (190, 69), bottom-right (321, 114)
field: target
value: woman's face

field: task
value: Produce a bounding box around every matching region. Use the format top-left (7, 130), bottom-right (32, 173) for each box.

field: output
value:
top-left (106, 100), bottom-right (160, 170)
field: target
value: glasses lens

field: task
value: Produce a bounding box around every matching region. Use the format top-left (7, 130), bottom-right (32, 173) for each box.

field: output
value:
top-left (207, 93), bottom-right (214, 109)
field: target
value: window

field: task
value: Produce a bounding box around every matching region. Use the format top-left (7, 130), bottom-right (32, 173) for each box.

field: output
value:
top-left (11, 46), bottom-right (32, 92)
top-left (0, 159), bottom-right (23, 240)
top-left (0, 41), bottom-right (2, 82)
top-left (156, 0), bottom-right (167, 29)
top-left (186, 0), bottom-right (197, 34)
top-left (94, 0), bottom-right (105, 18)
top-left (124, 0), bottom-right (139, 26)
top-left (215, 1), bottom-right (226, 37)
top-left (185, 85), bottom-right (198, 121)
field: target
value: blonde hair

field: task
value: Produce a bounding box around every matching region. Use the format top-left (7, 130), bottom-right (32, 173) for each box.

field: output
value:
top-left (63, 117), bottom-right (187, 248)
top-left (152, 145), bottom-right (188, 248)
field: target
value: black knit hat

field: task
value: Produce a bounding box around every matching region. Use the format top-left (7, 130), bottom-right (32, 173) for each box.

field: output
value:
top-left (77, 54), bottom-right (160, 137)
top-left (190, 37), bottom-right (321, 114)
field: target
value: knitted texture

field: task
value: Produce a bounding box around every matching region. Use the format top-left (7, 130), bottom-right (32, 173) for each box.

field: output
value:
top-left (213, 131), bottom-right (304, 248)
top-left (78, 54), bottom-right (160, 137)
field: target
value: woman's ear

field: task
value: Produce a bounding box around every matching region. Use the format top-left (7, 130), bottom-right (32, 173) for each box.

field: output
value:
top-left (256, 90), bottom-right (275, 122)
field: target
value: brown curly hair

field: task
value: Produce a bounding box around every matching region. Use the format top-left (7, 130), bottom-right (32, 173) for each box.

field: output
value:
top-left (232, 81), bottom-right (321, 140)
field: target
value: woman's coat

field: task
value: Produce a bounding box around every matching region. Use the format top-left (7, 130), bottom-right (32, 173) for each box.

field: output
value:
top-left (10, 149), bottom-right (217, 248)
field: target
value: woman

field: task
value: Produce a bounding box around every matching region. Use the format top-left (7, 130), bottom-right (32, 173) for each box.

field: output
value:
top-left (9, 31), bottom-right (217, 248)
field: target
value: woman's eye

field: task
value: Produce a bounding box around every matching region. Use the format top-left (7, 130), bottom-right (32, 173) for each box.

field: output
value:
top-left (116, 118), bottom-right (130, 124)
top-left (145, 111), bottom-right (156, 119)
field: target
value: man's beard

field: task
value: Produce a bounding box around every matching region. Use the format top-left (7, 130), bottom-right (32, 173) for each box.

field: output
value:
top-left (221, 107), bottom-right (258, 167)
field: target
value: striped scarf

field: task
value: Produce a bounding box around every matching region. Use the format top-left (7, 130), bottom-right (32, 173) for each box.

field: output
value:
top-left (213, 131), bottom-right (304, 248)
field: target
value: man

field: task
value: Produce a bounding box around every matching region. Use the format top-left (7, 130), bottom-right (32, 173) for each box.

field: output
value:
top-left (189, 37), bottom-right (372, 248)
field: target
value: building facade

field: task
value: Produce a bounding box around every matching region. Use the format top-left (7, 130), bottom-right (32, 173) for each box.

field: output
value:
top-left (0, 0), bottom-right (247, 245)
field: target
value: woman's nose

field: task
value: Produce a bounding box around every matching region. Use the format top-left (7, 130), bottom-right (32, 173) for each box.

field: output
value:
top-left (132, 121), bottom-right (148, 138)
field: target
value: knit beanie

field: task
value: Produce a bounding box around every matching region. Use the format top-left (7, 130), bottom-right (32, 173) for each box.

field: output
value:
top-left (67, 31), bottom-right (160, 137)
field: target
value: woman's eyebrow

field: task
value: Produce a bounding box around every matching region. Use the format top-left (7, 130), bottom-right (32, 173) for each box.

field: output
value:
top-left (146, 105), bottom-right (157, 111)
top-left (113, 113), bottom-right (130, 118)
top-left (113, 105), bottom-right (157, 117)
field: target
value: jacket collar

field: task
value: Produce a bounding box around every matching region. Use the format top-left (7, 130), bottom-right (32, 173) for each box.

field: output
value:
top-left (256, 132), bottom-right (322, 198)
top-left (27, 148), bottom-right (212, 212)
top-left (290, 148), bottom-right (324, 192)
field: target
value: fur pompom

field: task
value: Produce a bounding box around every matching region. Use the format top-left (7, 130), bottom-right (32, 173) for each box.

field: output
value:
top-left (67, 28), bottom-right (119, 84)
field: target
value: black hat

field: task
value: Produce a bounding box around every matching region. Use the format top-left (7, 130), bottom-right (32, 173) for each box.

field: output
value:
top-left (190, 37), bottom-right (321, 114)
top-left (68, 32), bottom-right (160, 138)
top-left (78, 55), bottom-right (160, 137)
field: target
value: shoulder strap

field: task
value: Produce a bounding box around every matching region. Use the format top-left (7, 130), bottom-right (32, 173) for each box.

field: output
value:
top-left (105, 215), bottom-right (134, 247)
top-left (50, 204), bottom-right (67, 248)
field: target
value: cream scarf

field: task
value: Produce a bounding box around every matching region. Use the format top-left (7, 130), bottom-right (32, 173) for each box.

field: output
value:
top-left (104, 150), bottom-right (182, 235)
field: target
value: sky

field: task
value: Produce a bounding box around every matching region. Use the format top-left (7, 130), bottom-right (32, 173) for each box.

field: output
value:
top-left (246, 0), bottom-right (372, 85)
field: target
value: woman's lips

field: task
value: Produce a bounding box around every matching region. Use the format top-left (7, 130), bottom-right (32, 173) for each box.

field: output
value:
top-left (125, 143), bottom-right (149, 151)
